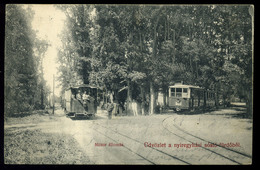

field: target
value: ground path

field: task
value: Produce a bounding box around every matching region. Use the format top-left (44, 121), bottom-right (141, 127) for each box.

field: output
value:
top-left (4, 105), bottom-right (252, 164)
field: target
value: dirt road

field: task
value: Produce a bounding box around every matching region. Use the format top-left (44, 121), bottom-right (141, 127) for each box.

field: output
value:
top-left (4, 106), bottom-right (252, 165)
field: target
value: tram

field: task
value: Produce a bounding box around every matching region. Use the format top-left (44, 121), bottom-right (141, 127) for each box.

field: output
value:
top-left (64, 84), bottom-right (98, 119)
top-left (168, 83), bottom-right (216, 112)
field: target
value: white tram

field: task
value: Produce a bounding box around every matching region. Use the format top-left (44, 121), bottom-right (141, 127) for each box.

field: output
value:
top-left (168, 83), bottom-right (216, 111)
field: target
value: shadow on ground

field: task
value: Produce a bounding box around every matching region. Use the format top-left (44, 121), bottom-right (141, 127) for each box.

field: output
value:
top-left (207, 106), bottom-right (251, 119)
top-left (9, 110), bottom-right (49, 118)
top-left (69, 115), bottom-right (107, 120)
top-left (176, 109), bottom-right (211, 115)
top-left (229, 112), bottom-right (251, 119)
top-left (175, 106), bottom-right (251, 119)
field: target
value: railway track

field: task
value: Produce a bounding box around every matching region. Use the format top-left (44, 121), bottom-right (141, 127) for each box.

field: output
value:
top-left (91, 121), bottom-right (191, 165)
top-left (162, 116), bottom-right (252, 165)
top-left (91, 115), bottom-right (251, 165)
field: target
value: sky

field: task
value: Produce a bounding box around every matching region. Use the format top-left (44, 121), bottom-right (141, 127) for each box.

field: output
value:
top-left (29, 4), bottom-right (66, 96)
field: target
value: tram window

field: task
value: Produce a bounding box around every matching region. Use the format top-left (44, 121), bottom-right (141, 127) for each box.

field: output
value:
top-left (171, 88), bottom-right (175, 97)
top-left (183, 88), bottom-right (188, 97)
top-left (176, 88), bottom-right (182, 97)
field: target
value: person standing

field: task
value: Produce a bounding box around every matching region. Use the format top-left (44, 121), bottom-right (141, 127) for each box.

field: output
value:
top-left (107, 101), bottom-right (114, 119)
top-left (112, 100), bottom-right (119, 116)
top-left (76, 90), bottom-right (82, 100)
top-left (132, 99), bottom-right (138, 116)
top-left (82, 91), bottom-right (89, 101)
top-left (82, 91), bottom-right (89, 111)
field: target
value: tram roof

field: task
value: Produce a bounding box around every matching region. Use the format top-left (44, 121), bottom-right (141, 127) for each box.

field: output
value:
top-left (169, 84), bottom-right (202, 89)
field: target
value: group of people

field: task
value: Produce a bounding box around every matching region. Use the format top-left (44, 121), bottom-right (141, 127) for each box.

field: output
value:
top-left (106, 99), bottom-right (140, 119)
top-left (75, 90), bottom-right (95, 111)
top-left (76, 90), bottom-right (90, 101)
top-left (106, 100), bottom-right (123, 119)
top-left (74, 90), bottom-right (143, 119)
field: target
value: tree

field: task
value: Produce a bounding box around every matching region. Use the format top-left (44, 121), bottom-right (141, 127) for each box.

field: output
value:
top-left (57, 5), bottom-right (94, 92)
top-left (5, 5), bottom-right (48, 115)
top-left (57, 5), bottom-right (253, 117)
top-left (33, 39), bottom-right (49, 109)
top-left (90, 5), bottom-right (128, 103)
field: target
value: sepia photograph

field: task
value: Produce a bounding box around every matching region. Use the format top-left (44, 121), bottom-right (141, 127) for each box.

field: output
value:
top-left (4, 4), bottom-right (253, 165)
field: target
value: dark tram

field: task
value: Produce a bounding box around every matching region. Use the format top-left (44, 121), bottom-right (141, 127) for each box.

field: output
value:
top-left (63, 84), bottom-right (99, 119)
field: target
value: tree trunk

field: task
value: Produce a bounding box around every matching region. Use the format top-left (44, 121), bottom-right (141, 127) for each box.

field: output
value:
top-left (172, 29), bottom-right (176, 61)
top-left (105, 88), bottom-right (108, 104)
top-left (127, 79), bottom-right (133, 115)
top-left (41, 85), bottom-right (44, 109)
top-left (140, 86), bottom-right (145, 115)
top-left (247, 7), bottom-right (253, 118)
top-left (149, 82), bottom-right (155, 115)
top-left (196, 61), bottom-right (199, 78)
top-left (152, 7), bottom-right (163, 58)
top-left (148, 6), bottom-right (163, 115)
top-left (167, 15), bottom-right (170, 40)
top-left (215, 82), bottom-right (219, 109)
top-left (246, 86), bottom-right (253, 118)
top-left (40, 60), bottom-right (44, 109)
top-left (163, 88), bottom-right (167, 107)
top-left (165, 17), bottom-right (167, 41)
top-left (189, 56), bottom-right (193, 73)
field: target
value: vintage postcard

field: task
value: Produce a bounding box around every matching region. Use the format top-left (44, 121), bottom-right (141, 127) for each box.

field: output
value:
top-left (4, 4), bottom-right (253, 165)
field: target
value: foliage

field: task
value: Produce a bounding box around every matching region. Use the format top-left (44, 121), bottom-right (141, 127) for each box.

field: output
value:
top-left (56, 5), bottom-right (253, 115)
top-left (5, 5), bottom-right (49, 116)
top-left (57, 5), bottom-right (95, 93)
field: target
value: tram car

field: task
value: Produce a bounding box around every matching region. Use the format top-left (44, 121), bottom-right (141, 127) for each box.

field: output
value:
top-left (64, 84), bottom-right (98, 119)
top-left (168, 83), bottom-right (216, 111)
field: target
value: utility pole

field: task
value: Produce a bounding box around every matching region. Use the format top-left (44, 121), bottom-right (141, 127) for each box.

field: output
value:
top-left (52, 74), bottom-right (55, 114)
